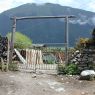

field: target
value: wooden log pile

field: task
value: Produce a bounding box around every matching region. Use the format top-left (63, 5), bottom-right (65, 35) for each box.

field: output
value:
top-left (0, 36), bottom-right (8, 61)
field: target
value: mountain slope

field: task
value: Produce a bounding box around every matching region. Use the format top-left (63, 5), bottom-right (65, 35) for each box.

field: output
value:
top-left (0, 3), bottom-right (95, 46)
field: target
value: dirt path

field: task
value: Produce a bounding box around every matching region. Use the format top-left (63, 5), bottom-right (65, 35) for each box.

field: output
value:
top-left (0, 71), bottom-right (95, 95)
top-left (0, 71), bottom-right (66, 95)
top-left (57, 75), bottom-right (95, 95)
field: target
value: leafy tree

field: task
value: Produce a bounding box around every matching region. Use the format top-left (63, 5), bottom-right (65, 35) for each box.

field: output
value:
top-left (91, 28), bottom-right (95, 46)
top-left (7, 32), bottom-right (32, 49)
top-left (92, 28), bottom-right (95, 38)
top-left (75, 38), bottom-right (89, 49)
top-left (0, 34), bottom-right (1, 41)
top-left (86, 28), bottom-right (95, 48)
top-left (75, 28), bottom-right (95, 49)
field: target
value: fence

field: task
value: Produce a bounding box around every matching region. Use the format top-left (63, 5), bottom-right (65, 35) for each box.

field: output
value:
top-left (15, 46), bottom-right (65, 73)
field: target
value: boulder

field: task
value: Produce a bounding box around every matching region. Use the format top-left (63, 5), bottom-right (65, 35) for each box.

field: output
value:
top-left (80, 70), bottom-right (95, 80)
top-left (81, 70), bottom-right (95, 76)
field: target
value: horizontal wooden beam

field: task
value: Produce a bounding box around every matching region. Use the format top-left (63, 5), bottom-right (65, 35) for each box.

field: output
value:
top-left (11, 15), bottom-right (76, 20)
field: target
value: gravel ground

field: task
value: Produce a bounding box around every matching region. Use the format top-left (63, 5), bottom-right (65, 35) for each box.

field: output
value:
top-left (57, 75), bottom-right (95, 95)
top-left (0, 71), bottom-right (95, 95)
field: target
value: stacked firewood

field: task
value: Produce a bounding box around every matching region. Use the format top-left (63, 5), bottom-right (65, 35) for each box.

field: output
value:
top-left (0, 36), bottom-right (8, 61)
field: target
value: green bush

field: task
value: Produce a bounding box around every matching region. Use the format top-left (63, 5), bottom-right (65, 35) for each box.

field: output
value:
top-left (58, 63), bottom-right (79, 75)
top-left (8, 63), bottom-right (18, 71)
top-left (0, 62), bottom-right (18, 71)
top-left (0, 34), bottom-right (1, 41)
top-left (7, 32), bottom-right (32, 49)
top-left (0, 63), bottom-right (2, 69)
top-left (64, 64), bottom-right (79, 75)
top-left (0, 63), bottom-right (8, 71)
top-left (47, 60), bottom-right (55, 64)
top-left (57, 64), bottom-right (65, 74)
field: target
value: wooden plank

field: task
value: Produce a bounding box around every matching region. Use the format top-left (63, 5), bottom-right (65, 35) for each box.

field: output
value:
top-left (11, 15), bottom-right (76, 20)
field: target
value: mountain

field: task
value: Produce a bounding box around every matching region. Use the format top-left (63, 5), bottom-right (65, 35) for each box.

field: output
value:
top-left (0, 3), bottom-right (95, 46)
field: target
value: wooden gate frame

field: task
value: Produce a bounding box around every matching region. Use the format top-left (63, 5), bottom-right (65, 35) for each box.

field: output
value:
top-left (9, 15), bottom-right (76, 64)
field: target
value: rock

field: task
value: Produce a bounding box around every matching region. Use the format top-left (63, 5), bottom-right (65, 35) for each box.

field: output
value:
top-left (43, 89), bottom-right (46, 92)
top-left (81, 91), bottom-right (88, 95)
top-left (80, 70), bottom-right (95, 80)
top-left (55, 88), bottom-right (65, 92)
top-left (81, 70), bottom-right (95, 76)
top-left (79, 81), bottom-right (82, 83)
top-left (69, 75), bottom-right (73, 77)
top-left (75, 50), bottom-right (80, 53)
top-left (61, 78), bottom-right (64, 80)
top-left (81, 92), bottom-right (85, 95)
top-left (81, 92), bottom-right (88, 95)
top-left (93, 92), bottom-right (95, 94)
top-left (32, 74), bottom-right (36, 78)
top-left (66, 82), bottom-right (69, 84)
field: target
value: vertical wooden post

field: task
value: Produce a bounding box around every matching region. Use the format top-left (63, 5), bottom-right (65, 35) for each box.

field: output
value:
top-left (7, 38), bottom-right (10, 71)
top-left (35, 50), bottom-right (38, 73)
top-left (1, 58), bottom-right (4, 71)
top-left (9, 17), bottom-right (16, 64)
top-left (65, 16), bottom-right (69, 64)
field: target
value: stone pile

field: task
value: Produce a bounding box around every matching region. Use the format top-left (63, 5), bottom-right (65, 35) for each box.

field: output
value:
top-left (70, 49), bottom-right (95, 71)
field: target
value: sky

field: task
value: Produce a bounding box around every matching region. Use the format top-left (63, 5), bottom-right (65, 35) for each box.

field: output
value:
top-left (0, 0), bottom-right (95, 13)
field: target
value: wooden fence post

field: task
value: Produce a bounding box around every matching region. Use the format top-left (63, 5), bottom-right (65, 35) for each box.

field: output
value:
top-left (1, 58), bottom-right (4, 71)
top-left (7, 39), bottom-right (10, 71)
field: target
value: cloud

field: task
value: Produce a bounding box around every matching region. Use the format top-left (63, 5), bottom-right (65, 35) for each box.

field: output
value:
top-left (0, 0), bottom-right (33, 13)
top-left (86, 1), bottom-right (95, 12)
top-left (91, 16), bottom-right (95, 25)
top-left (58, 0), bottom-right (95, 12)
top-left (0, 0), bottom-right (95, 13)
top-left (0, 0), bottom-right (13, 13)
top-left (14, 0), bottom-right (34, 4)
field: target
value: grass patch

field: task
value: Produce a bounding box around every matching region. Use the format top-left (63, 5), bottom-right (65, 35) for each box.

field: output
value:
top-left (8, 63), bottom-right (18, 71)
